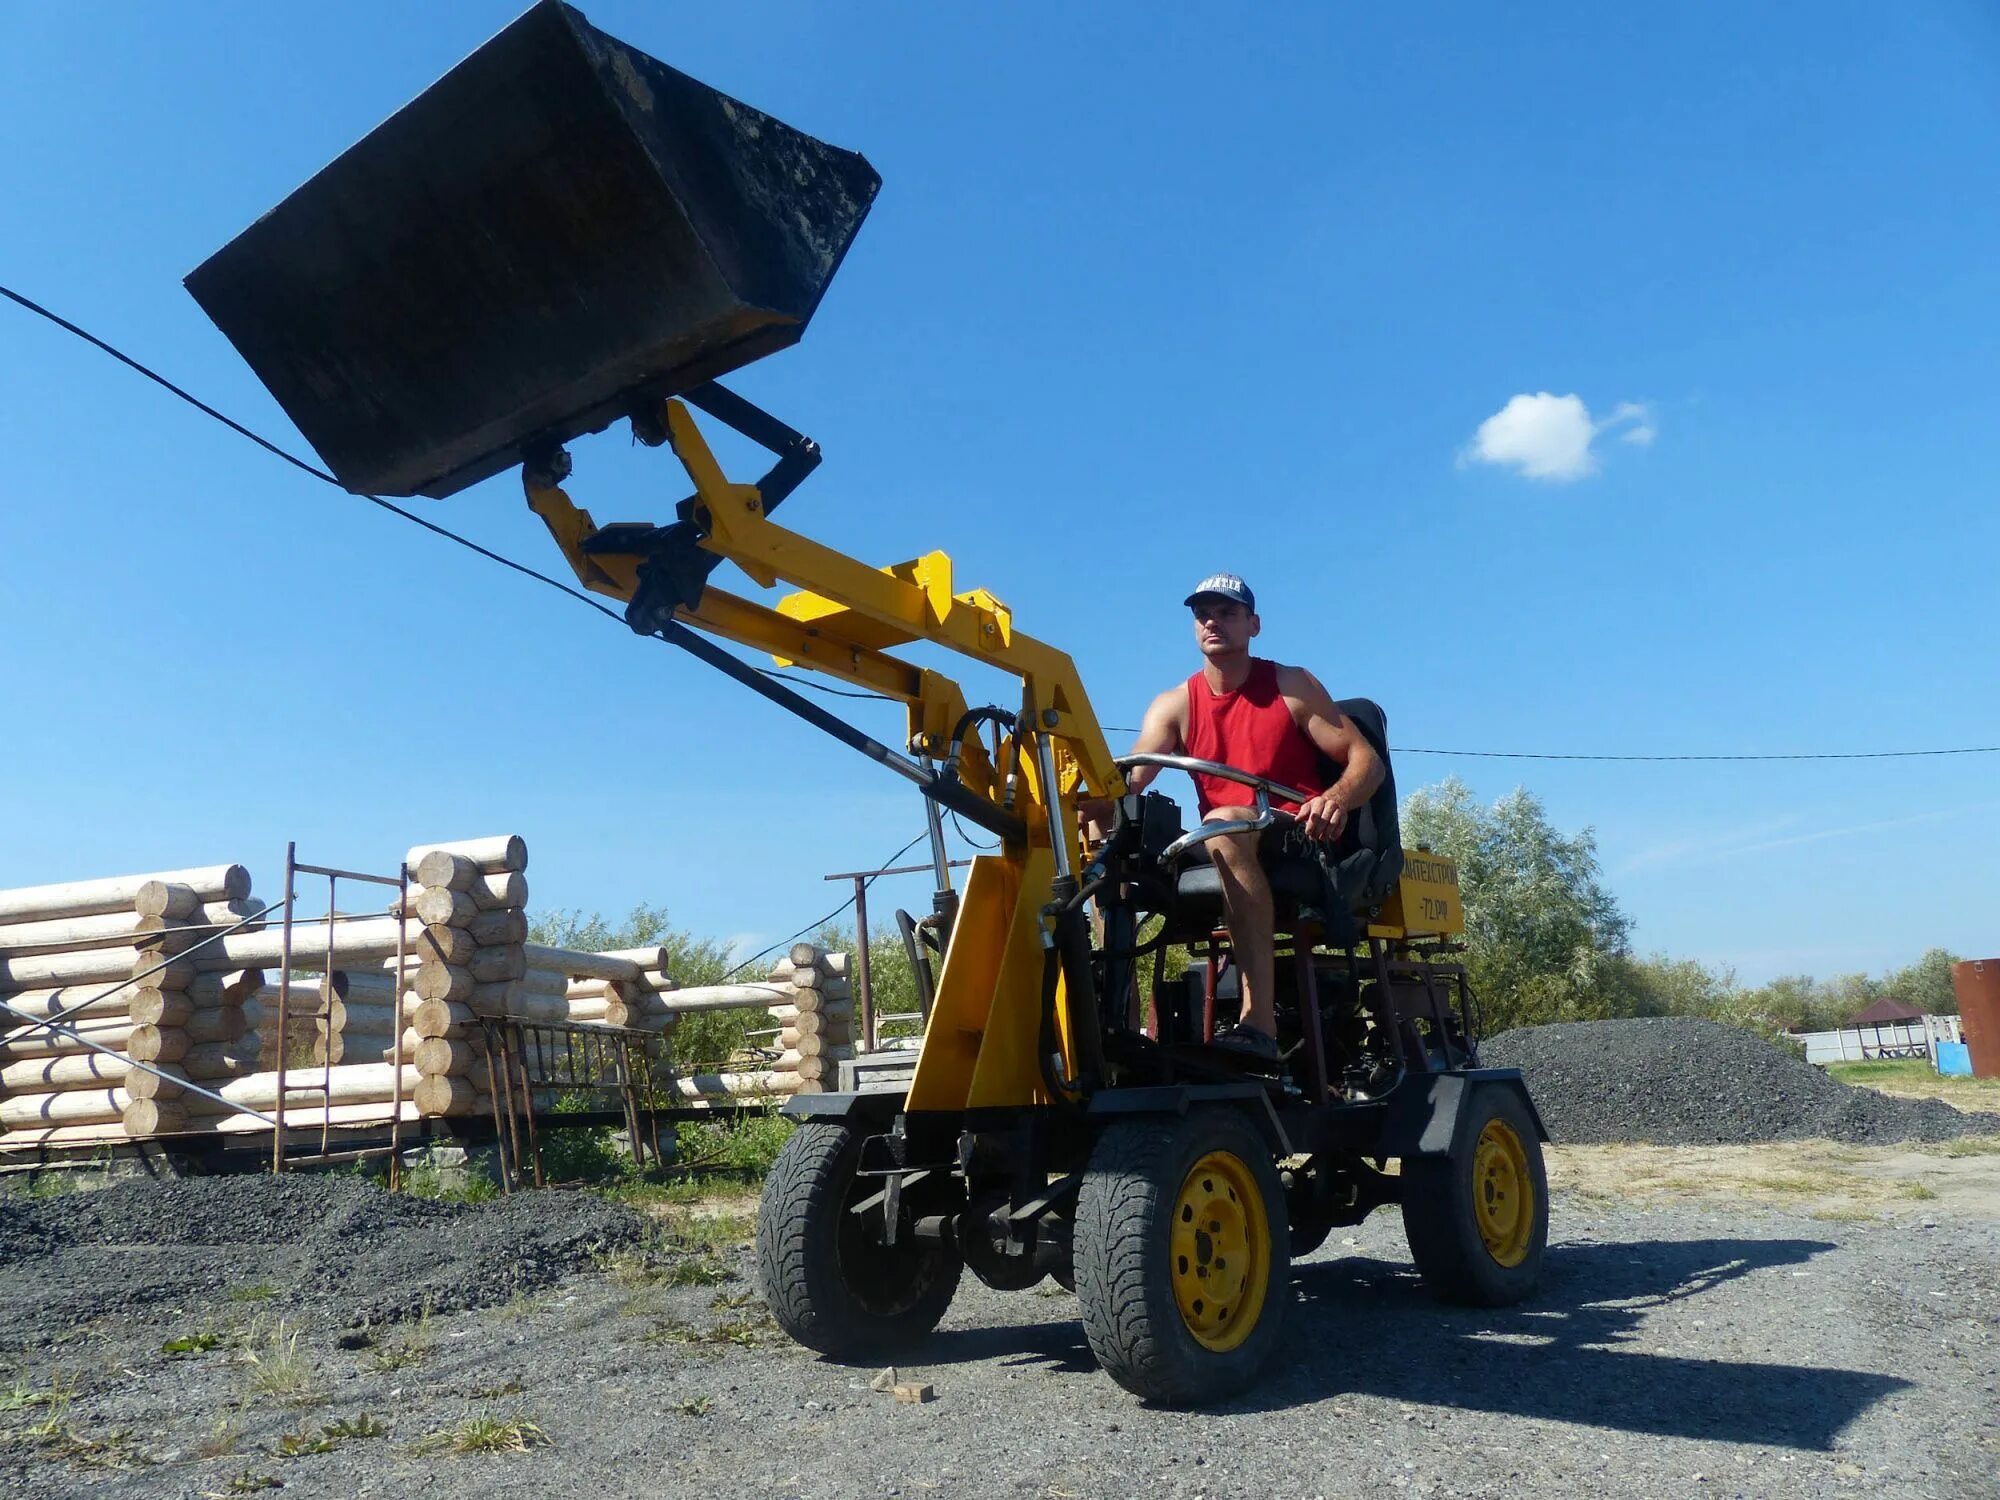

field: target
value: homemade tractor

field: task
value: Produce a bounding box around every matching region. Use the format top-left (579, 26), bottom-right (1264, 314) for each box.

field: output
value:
top-left (191, 1), bottom-right (1549, 1403)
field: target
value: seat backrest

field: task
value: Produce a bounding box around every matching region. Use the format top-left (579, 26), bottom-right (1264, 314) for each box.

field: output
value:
top-left (1334, 697), bottom-right (1404, 905)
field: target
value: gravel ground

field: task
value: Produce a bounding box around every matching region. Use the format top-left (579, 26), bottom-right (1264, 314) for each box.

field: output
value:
top-left (1483, 1017), bottom-right (2000, 1146)
top-left (2, 1166), bottom-right (1996, 1500)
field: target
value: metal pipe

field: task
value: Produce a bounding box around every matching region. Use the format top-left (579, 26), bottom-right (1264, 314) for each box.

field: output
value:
top-left (1, 900), bottom-right (287, 1044)
top-left (0, 997), bottom-right (280, 1128)
top-left (1034, 734), bottom-right (1072, 881)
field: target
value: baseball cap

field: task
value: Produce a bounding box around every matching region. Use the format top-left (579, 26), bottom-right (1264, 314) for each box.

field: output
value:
top-left (1183, 573), bottom-right (1255, 611)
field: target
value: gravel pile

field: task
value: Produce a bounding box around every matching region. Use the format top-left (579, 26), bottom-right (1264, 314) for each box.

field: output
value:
top-left (0, 1173), bottom-right (648, 1340)
top-left (1483, 1015), bottom-right (2000, 1146)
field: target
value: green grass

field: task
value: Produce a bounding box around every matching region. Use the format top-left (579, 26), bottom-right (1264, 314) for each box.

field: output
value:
top-left (412, 1412), bottom-right (548, 1456)
top-left (241, 1322), bottom-right (322, 1405)
top-left (401, 1165), bottom-right (501, 1205)
top-left (224, 1283), bottom-right (278, 1304)
top-left (365, 1307), bottom-right (434, 1372)
top-left (1919, 1136), bottom-right (2000, 1158)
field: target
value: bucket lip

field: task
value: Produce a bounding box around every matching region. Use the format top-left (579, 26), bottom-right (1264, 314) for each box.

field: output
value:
top-left (183, 0), bottom-right (880, 500)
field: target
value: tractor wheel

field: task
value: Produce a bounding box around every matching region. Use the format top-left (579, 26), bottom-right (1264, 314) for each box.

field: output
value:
top-left (1073, 1108), bottom-right (1290, 1405)
top-left (1401, 1085), bottom-right (1547, 1306)
top-left (756, 1120), bottom-right (961, 1356)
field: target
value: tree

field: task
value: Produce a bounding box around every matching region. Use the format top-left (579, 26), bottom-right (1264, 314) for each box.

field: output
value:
top-left (1879, 947), bottom-right (1962, 1015)
top-left (1400, 778), bottom-right (1632, 1032)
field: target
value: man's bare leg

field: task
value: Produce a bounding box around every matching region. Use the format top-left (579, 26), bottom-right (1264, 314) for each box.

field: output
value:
top-left (1206, 808), bottom-right (1276, 1039)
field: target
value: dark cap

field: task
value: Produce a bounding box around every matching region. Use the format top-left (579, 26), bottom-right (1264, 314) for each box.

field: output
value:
top-left (1183, 572), bottom-right (1255, 611)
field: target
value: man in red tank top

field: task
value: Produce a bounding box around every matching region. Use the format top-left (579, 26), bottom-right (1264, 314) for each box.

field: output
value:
top-left (1122, 574), bottom-right (1384, 1062)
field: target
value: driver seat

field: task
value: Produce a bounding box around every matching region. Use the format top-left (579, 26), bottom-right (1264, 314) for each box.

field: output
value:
top-left (1167, 697), bottom-right (1404, 948)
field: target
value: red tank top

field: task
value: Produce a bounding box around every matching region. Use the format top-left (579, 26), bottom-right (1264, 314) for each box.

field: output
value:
top-left (1183, 659), bottom-right (1327, 816)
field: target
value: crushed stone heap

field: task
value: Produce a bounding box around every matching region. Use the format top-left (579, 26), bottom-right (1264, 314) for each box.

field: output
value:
top-left (1481, 1015), bottom-right (2000, 1146)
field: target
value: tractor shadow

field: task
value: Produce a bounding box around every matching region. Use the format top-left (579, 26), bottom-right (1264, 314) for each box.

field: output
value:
top-left (919, 1235), bottom-right (1910, 1445)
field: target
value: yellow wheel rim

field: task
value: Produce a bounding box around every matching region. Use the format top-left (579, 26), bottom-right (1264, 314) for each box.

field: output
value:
top-left (1473, 1118), bottom-right (1534, 1268)
top-left (1170, 1150), bottom-right (1270, 1353)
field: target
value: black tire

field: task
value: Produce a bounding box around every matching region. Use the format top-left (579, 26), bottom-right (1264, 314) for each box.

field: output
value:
top-left (756, 1121), bottom-right (961, 1356)
top-left (1401, 1084), bottom-right (1548, 1307)
top-left (1073, 1108), bottom-right (1290, 1405)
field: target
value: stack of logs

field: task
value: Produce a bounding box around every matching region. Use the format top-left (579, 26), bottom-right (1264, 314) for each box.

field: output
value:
top-left (0, 864), bottom-right (265, 1141)
top-left (764, 945), bottom-right (854, 1094)
top-left (2, 848), bottom-right (881, 1146)
top-left (555, 944), bottom-right (679, 1037)
top-left (390, 836), bottom-right (532, 1120)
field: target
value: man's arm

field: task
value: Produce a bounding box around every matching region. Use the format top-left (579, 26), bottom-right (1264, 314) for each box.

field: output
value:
top-left (1080, 687), bottom-right (1183, 839)
top-left (1121, 687), bottom-right (1186, 795)
top-left (1275, 665), bottom-right (1384, 842)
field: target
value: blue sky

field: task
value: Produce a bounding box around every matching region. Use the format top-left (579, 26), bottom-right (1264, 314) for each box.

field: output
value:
top-left (3, 2), bottom-right (1996, 983)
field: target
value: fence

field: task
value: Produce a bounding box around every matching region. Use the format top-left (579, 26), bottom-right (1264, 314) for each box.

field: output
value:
top-left (1788, 1015), bottom-right (1962, 1065)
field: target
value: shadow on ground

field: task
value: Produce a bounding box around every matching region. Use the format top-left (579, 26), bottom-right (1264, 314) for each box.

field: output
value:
top-left (907, 1236), bottom-right (1909, 1445)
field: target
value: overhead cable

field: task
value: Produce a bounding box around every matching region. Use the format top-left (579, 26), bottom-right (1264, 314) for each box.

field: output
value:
top-left (8, 284), bottom-right (1996, 767)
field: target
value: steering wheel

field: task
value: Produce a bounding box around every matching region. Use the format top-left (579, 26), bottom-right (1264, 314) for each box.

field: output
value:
top-left (1112, 752), bottom-right (1309, 860)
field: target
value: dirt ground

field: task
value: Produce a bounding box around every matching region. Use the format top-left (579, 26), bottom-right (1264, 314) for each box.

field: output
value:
top-left (3, 1129), bottom-right (1997, 1500)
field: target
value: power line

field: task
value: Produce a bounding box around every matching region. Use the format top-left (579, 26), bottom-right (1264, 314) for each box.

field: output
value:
top-left (8, 283), bottom-right (1998, 768)
top-left (720, 830), bottom-right (927, 980)
top-left (1387, 745), bottom-right (2000, 762)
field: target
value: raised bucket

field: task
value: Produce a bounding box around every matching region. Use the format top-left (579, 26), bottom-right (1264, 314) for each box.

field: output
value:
top-left (187, 1), bottom-right (879, 499)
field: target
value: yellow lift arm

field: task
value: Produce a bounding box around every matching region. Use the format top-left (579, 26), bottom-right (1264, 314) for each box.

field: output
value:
top-left (527, 397), bottom-right (1125, 1111)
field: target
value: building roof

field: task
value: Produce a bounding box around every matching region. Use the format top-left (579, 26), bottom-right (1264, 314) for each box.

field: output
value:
top-left (1847, 996), bottom-right (1926, 1026)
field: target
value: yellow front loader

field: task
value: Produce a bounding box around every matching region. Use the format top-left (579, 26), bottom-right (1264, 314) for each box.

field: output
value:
top-left (190, 0), bottom-right (1549, 1404)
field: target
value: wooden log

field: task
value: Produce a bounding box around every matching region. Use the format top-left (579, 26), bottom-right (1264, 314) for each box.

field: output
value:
top-left (594, 946), bottom-right (668, 971)
top-left (412, 1037), bottom-right (482, 1075)
top-left (135, 881), bottom-right (202, 919)
top-left (409, 999), bottom-right (476, 1038)
top-left (0, 984), bottom-right (135, 1024)
top-left (523, 945), bottom-right (641, 983)
top-left (413, 1073), bottom-right (478, 1116)
top-left (788, 942), bottom-right (825, 969)
top-left (200, 899), bottom-right (266, 928)
top-left (0, 1051), bottom-right (130, 1092)
top-left (0, 865), bottom-right (249, 925)
top-left (768, 1006), bottom-right (851, 1034)
top-left (392, 873), bottom-right (525, 916)
top-left (406, 836), bottom-right (527, 876)
top-left (186, 970), bottom-right (263, 1005)
top-left (766, 1054), bottom-right (826, 1080)
top-left (413, 850), bottom-right (477, 891)
top-left (1, 946), bottom-right (172, 991)
top-left (603, 1002), bottom-right (671, 1029)
top-left (404, 922), bottom-right (477, 965)
top-left (186, 1007), bottom-right (247, 1044)
top-left (325, 998), bottom-right (399, 1033)
top-left (125, 1024), bottom-right (191, 1064)
top-left (166, 1062), bottom-right (424, 1114)
top-left (0, 1019), bottom-right (131, 1062)
top-left (323, 969), bottom-right (398, 1004)
top-left (466, 909), bottom-right (527, 946)
top-left (823, 951), bottom-right (850, 978)
top-left (1, 1087), bottom-right (131, 1128)
top-left (121, 1099), bottom-right (189, 1136)
top-left (636, 969), bottom-right (674, 992)
top-left (671, 1071), bottom-right (797, 1100)
top-left (411, 962), bottom-right (473, 1002)
top-left (564, 978), bottom-right (628, 1002)
top-left (411, 887), bottom-right (476, 928)
top-left (124, 1064), bottom-right (188, 1099)
top-left (467, 979), bottom-right (518, 1011)
top-left (206, 919), bottom-right (418, 970)
top-left (655, 983), bottom-right (792, 1013)
top-left (0, 909), bottom-right (187, 956)
top-left (778, 1025), bottom-right (851, 1051)
top-left (491, 991), bottom-right (568, 1024)
top-left (466, 946), bottom-right (525, 982)
top-left (513, 969), bottom-right (569, 999)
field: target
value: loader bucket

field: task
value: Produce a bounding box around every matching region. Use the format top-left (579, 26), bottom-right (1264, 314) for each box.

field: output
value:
top-left (185, 1), bottom-right (879, 499)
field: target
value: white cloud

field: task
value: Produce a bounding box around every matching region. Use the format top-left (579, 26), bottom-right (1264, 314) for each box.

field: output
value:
top-left (1462, 393), bottom-right (1655, 481)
